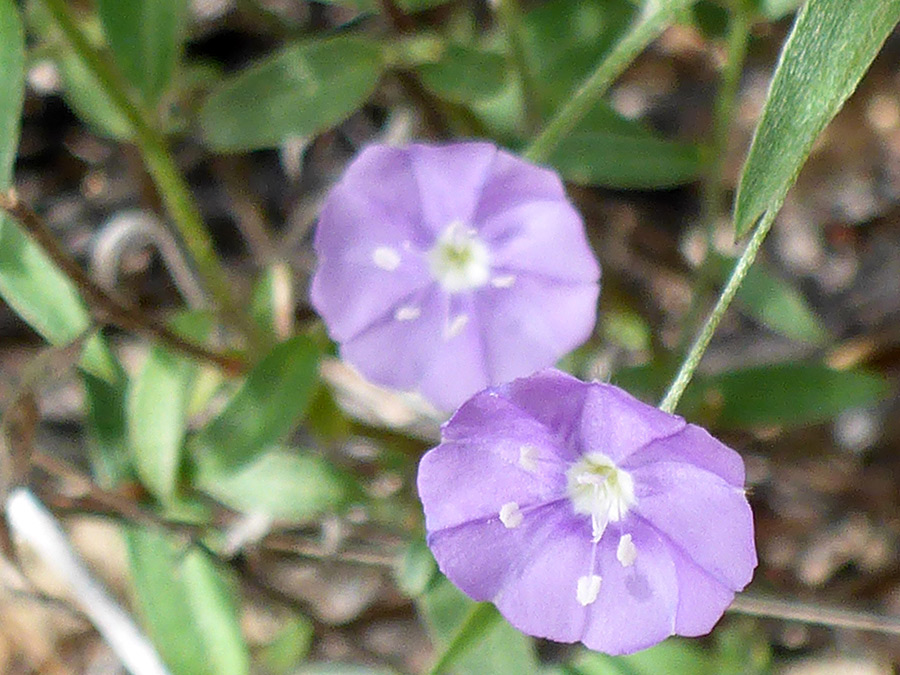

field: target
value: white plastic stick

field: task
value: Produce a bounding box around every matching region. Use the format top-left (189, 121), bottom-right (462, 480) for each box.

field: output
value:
top-left (5, 487), bottom-right (171, 675)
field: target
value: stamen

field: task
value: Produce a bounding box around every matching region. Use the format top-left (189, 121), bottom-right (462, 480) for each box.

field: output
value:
top-left (490, 274), bottom-right (516, 288)
top-left (616, 534), bottom-right (637, 567)
top-left (566, 453), bottom-right (636, 544)
top-left (372, 246), bottom-right (401, 271)
top-left (518, 444), bottom-right (538, 472)
top-left (499, 502), bottom-right (523, 529)
top-left (576, 574), bottom-right (602, 606)
top-left (445, 314), bottom-right (469, 339)
top-left (394, 305), bottom-right (421, 321)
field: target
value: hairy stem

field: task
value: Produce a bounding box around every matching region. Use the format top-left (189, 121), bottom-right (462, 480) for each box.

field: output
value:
top-left (38, 0), bottom-right (260, 348)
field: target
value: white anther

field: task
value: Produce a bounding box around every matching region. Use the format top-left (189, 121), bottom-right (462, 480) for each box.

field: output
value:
top-left (445, 314), bottom-right (469, 339)
top-left (616, 534), bottom-right (637, 567)
top-left (394, 305), bottom-right (421, 321)
top-left (490, 274), bottom-right (516, 288)
top-left (499, 502), bottom-right (523, 529)
top-left (372, 246), bottom-right (401, 271)
top-left (576, 574), bottom-right (602, 606)
top-left (518, 445), bottom-right (538, 472)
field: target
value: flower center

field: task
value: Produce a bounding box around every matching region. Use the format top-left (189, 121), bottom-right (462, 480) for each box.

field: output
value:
top-left (566, 452), bottom-right (636, 542)
top-left (428, 221), bottom-right (491, 292)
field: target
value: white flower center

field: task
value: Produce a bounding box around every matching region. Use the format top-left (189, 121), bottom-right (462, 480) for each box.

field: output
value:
top-left (427, 221), bottom-right (490, 292)
top-left (566, 453), bottom-right (636, 542)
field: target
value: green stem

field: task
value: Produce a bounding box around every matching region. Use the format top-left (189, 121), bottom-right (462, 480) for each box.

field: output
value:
top-left (39, 0), bottom-right (260, 349)
top-left (493, 0), bottom-right (541, 133)
top-left (523, 1), bottom-right (682, 164)
top-left (659, 207), bottom-right (778, 413)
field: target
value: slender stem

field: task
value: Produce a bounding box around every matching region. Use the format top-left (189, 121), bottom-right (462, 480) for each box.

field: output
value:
top-left (523, 2), bottom-right (679, 164)
top-left (729, 593), bottom-right (900, 636)
top-left (700, 1), bottom-right (752, 229)
top-left (0, 192), bottom-right (246, 375)
top-left (38, 0), bottom-right (259, 347)
top-left (493, 0), bottom-right (541, 132)
top-left (659, 207), bottom-right (778, 413)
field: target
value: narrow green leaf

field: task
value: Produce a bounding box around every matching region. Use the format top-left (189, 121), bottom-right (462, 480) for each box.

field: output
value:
top-left (572, 638), bottom-right (712, 675)
top-left (126, 528), bottom-right (250, 675)
top-left (418, 45), bottom-right (508, 104)
top-left (199, 37), bottom-right (384, 151)
top-left (296, 666), bottom-right (395, 675)
top-left (756, 0), bottom-right (804, 20)
top-left (260, 615), bottom-right (314, 675)
top-left (686, 364), bottom-right (890, 428)
top-left (734, 0), bottom-right (900, 236)
top-left (0, 0), bottom-right (24, 190)
top-left (196, 447), bottom-right (356, 521)
top-left (128, 314), bottom-right (210, 502)
top-left (394, 539), bottom-right (438, 598)
top-left (427, 602), bottom-right (502, 675)
top-left (549, 131), bottom-right (704, 189)
top-left (95, 0), bottom-right (189, 105)
top-left (418, 578), bottom-right (539, 675)
top-left (708, 254), bottom-right (828, 344)
top-left (193, 336), bottom-right (320, 471)
top-left (82, 367), bottom-right (133, 487)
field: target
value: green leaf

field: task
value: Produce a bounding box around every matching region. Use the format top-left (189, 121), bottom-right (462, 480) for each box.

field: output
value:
top-left (418, 45), bottom-right (508, 104)
top-left (126, 528), bottom-right (250, 675)
top-left (418, 578), bottom-right (539, 675)
top-left (394, 539), bottom-right (438, 598)
top-left (549, 129), bottom-right (704, 189)
top-left (196, 447), bottom-right (356, 521)
top-left (128, 314), bottom-right (210, 503)
top-left (95, 0), bottom-right (189, 105)
top-left (734, 0), bottom-right (900, 236)
top-left (572, 638), bottom-right (713, 675)
top-left (82, 367), bottom-right (133, 487)
top-left (686, 363), bottom-right (890, 428)
top-left (708, 254), bottom-right (828, 344)
top-left (0, 0), bottom-right (24, 190)
top-left (192, 336), bottom-right (320, 471)
top-left (199, 36), bottom-right (384, 151)
top-left (260, 615), bottom-right (314, 675)
top-left (756, 0), bottom-right (805, 20)
top-left (295, 666), bottom-right (395, 675)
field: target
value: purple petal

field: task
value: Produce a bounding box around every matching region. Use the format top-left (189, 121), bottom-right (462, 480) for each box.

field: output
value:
top-left (407, 143), bottom-right (498, 231)
top-left (579, 518), bottom-right (679, 655)
top-left (631, 461), bottom-right (757, 590)
top-left (579, 384), bottom-right (686, 463)
top-left (340, 285), bottom-right (446, 391)
top-left (622, 424), bottom-right (746, 487)
top-left (669, 547), bottom-right (736, 636)
top-left (482, 200), bottom-right (600, 283)
top-left (472, 149), bottom-right (568, 223)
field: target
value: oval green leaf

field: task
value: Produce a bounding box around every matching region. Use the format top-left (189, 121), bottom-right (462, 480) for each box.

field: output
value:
top-left (734, 0), bottom-right (900, 236)
top-left (192, 336), bottom-right (320, 471)
top-left (199, 36), bottom-right (384, 151)
top-left (418, 45), bottom-right (509, 104)
top-left (95, 0), bottom-right (189, 105)
top-left (0, 0), bottom-right (24, 190)
top-left (196, 447), bottom-right (357, 521)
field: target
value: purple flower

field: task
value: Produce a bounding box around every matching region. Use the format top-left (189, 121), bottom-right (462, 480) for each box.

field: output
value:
top-left (417, 369), bottom-right (757, 655)
top-left (310, 142), bottom-right (600, 410)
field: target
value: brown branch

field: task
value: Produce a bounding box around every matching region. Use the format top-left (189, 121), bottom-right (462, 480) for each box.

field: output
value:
top-left (0, 190), bottom-right (246, 376)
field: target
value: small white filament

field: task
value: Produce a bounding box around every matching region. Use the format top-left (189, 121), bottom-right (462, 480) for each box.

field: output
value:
top-left (499, 502), bottom-right (523, 529)
top-left (445, 314), bottom-right (469, 339)
top-left (394, 305), bottom-right (421, 321)
top-left (490, 274), bottom-right (516, 288)
top-left (372, 246), bottom-right (401, 271)
top-left (576, 574), bottom-right (602, 606)
top-left (616, 534), bottom-right (637, 567)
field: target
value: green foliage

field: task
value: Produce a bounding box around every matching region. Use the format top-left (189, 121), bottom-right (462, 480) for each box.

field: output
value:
top-left (199, 37), bottom-right (384, 151)
top-left (95, 0), bottom-right (189, 106)
top-left (0, 0), bottom-right (24, 190)
top-left (191, 336), bottom-right (321, 471)
top-left (418, 578), bottom-right (539, 675)
top-left (195, 446), bottom-right (358, 521)
top-left (394, 538), bottom-right (439, 598)
top-left (418, 45), bottom-right (509, 104)
top-left (126, 527), bottom-right (250, 675)
top-left (707, 254), bottom-right (828, 344)
top-left (734, 0), bottom-right (900, 236)
top-left (82, 366), bottom-right (133, 487)
top-left (571, 638), bottom-right (713, 675)
top-left (259, 616), bottom-right (314, 675)
top-left (128, 313), bottom-right (210, 503)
